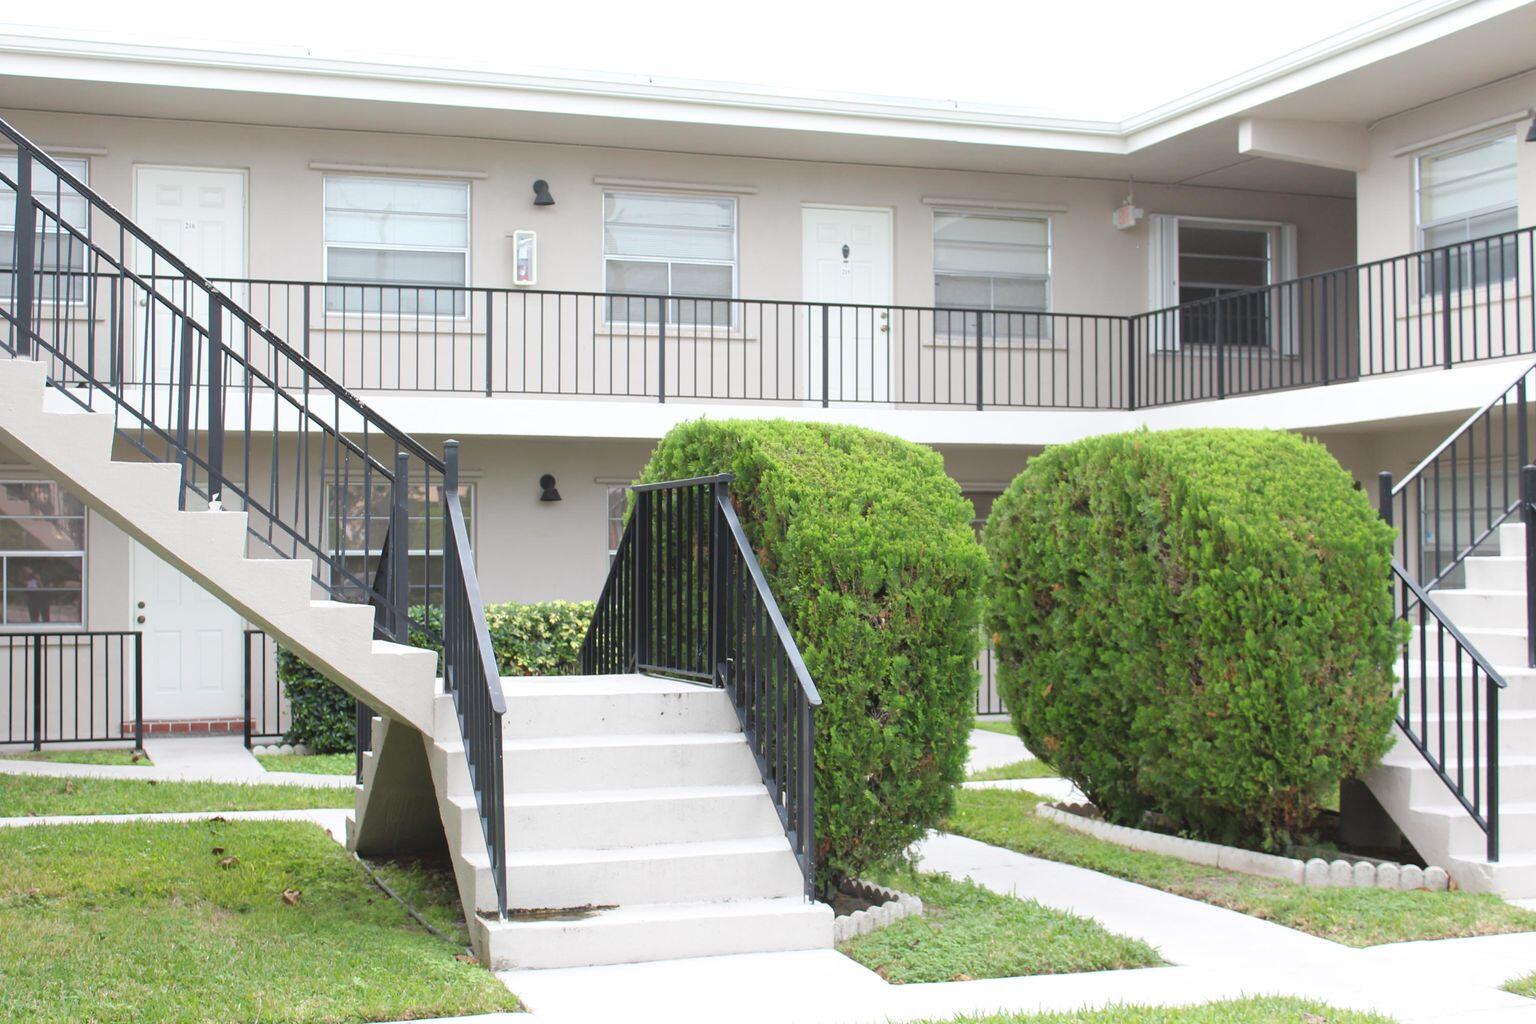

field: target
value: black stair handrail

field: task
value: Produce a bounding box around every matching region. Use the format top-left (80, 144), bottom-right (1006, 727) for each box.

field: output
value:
top-left (1382, 356), bottom-right (1536, 661)
top-left (580, 474), bottom-right (823, 896)
top-left (0, 117), bottom-right (509, 917)
top-left (1385, 558), bottom-right (1505, 862)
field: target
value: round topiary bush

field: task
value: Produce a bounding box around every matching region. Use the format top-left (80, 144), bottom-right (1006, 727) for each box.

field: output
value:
top-left (640, 419), bottom-right (987, 885)
top-left (983, 428), bottom-right (1401, 848)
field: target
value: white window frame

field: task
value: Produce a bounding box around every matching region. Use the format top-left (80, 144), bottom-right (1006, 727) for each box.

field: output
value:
top-left (1, 155), bottom-right (90, 307)
top-left (931, 208), bottom-right (1053, 314)
top-left (321, 174), bottom-right (472, 318)
top-left (0, 478), bottom-right (87, 631)
top-left (605, 484), bottom-right (628, 565)
top-left (1147, 214), bottom-right (1297, 353)
top-left (1414, 129), bottom-right (1520, 250)
top-left (601, 190), bottom-right (739, 328)
top-left (325, 477), bottom-right (475, 605)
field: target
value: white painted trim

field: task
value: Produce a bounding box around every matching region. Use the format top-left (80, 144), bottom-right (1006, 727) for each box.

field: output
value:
top-left (0, 144), bottom-right (108, 157)
top-left (1390, 109), bottom-right (1532, 157)
top-left (308, 160), bottom-right (487, 179)
top-left (592, 176), bottom-right (757, 195)
top-left (921, 196), bottom-right (1068, 213)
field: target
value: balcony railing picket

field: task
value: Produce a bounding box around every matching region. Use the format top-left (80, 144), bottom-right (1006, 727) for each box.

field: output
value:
top-left (1, 630), bottom-right (143, 749)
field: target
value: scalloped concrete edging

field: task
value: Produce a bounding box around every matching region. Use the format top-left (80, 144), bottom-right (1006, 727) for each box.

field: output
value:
top-left (832, 879), bottom-right (924, 943)
top-left (1035, 803), bottom-right (1449, 892)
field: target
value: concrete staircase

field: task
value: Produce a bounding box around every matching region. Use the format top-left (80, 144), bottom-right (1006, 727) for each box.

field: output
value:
top-left (0, 358), bottom-right (438, 733)
top-left (0, 356), bottom-right (831, 968)
top-left (351, 674), bottom-right (832, 968)
top-left (1365, 520), bottom-right (1536, 896)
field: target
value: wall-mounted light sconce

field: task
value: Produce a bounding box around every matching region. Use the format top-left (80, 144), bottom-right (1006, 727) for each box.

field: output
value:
top-left (1526, 119), bottom-right (1536, 142)
top-left (538, 474), bottom-right (562, 502)
top-left (532, 179), bottom-right (556, 206)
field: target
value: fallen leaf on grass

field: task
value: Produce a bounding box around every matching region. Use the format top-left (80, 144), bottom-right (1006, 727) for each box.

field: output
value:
top-left (455, 954), bottom-right (478, 964)
top-left (216, 856), bottom-right (239, 870)
top-left (61, 780), bottom-right (73, 794)
top-left (281, 889), bottom-right (301, 906)
top-left (211, 847), bottom-right (225, 855)
top-left (951, 973), bottom-right (973, 982)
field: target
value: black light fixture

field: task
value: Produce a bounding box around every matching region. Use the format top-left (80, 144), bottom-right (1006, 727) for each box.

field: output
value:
top-left (532, 179), bottom-right (555, 206)
top-left (1526, 119), bottom-right (1536, 142)
top-left (538, 474), bottom-right (562, 502)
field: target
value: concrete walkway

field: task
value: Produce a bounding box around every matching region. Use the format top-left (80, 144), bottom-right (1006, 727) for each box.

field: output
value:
top-left (0, 735), bottom-right (353, 788)
top-left (497, 729), bottom-right (1536, 1024)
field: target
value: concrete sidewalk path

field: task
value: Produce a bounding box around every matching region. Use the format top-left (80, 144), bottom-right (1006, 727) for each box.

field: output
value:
top-left (0, 735), bottom-right (353, 788)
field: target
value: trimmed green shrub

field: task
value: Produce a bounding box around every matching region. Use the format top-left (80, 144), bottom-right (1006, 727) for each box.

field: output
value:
top-left (408, 600), bottom-right (595, 677)
top-left (983, 428), bottom-right (1401, 848)
top-left (640, 419), bottom-right (987, 885)
top-left (279, 600), bottom-right (594, 750)
top-left (278, 646), bottom-right (357, 753)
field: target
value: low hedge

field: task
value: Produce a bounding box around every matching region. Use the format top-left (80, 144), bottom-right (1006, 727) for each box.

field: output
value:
top-left (278, 599), bottom-right (594, 752)
top-left (983, 428), bottom-right (1401, 848)
top-left (640, 419), bottom-right (987, 885)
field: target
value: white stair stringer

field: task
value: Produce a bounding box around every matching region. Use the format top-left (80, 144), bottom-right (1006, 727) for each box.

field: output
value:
top-left (0, 359), bottom-right (435, 732)
top-left (356, 673), bottom-right (833, 969)
top-left (1364, 520), bottom-right (1536, 896)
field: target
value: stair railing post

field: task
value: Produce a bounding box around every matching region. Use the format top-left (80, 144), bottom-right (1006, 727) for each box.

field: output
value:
top-left (12, 149), bottom-right (35, 357)
top-left (31, 633), bottom-right (42, 751)
top-left (633, 489), bottom-right (650, 670)
top-left (1519, 378), bottom-right (1530, 476)
top-left (1377, 471), bottom-right (1394, 526)
top-left (709, 479), bottom-right (727, 686)
top-left (1489, 673), bottom-right (1501, 863)
top-left (1523, 465), bottom-right (1536, 669)
top-left (1442, 246), bottom-right (1456, 370)
top-left (133, 632), bottom-right (144, 751)
top-left (205, 295), bottom-right (225, 503)
top-left (175, 317), bottom-right (194, 510)
top-left (1126, 316), bottom-right (1138, 411)
top-left (390, 450), bottom-right (410, 644)
top-left (241, 629), bottom-right (251, 749)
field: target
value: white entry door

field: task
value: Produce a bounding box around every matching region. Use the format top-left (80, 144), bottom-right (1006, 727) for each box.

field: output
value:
top-left (133, 542), bottom-right (245, 720)
top-left (132, 166), bottom-right (247, 383)
top-left (802, 206), bottom-right (893, 402)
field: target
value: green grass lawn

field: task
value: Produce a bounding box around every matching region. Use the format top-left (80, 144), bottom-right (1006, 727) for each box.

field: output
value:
top-left (912, 996), bottom-right (1393, 1023)
top-left (1, 748), bottom-right (150, 767)
top-left (0, 819), bottom-right (517, 1023)
top-left (1503, 970), bottom-right (1536, 999)
top-left (839, 867), bottom-right (1160, 983)
top-left (255, 752), bottom-right (355, 776)
top-left (974, 720), bottom-right (1017, 736)
top-left (948, 788), bottom-right (1536, 947)
top-left (968, 758), bottom-right (1058, 782)
top-left (0, 774), bottom-right (353, 817)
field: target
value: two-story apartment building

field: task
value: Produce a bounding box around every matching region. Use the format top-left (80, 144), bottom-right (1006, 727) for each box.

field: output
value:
top-left (0, 0), bottom-right (1533, 740)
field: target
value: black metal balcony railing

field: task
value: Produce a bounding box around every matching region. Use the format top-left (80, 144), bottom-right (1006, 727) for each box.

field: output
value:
top-left (1, 630), bottom-right (143, 749)
top-left (113, 224), bottom-right (1519, 409)
top-left (13, 225), bottom-right (1533, 413)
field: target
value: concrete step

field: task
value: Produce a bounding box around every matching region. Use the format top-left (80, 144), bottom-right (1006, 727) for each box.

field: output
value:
top-left (478, 897), bottom-right (832, 970)
top-left (491, 675), bottom-right (739, 738)
top-left (1500, 521), bottom-right (1526, 557)
top-left (500, 732), bottom-right (762, 793)
top-left (1467, 556), bottom-right (1528, 592)
top-left (1414, 625), bottom-right (1528, 667)
top-left (505, 784), bottom-right (784, 851)
top-left (1429, 588), bottom-right (1529, 630)
top-left (503, 836), bottom-right (806, 909)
